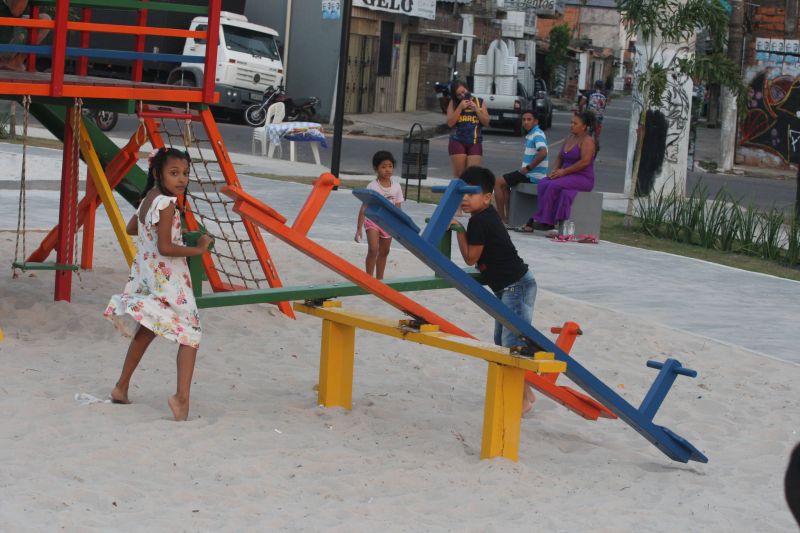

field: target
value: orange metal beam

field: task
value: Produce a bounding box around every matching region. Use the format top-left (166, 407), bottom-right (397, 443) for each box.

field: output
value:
top-left (0, 83), bottom-right (215, 103)
top-left (292, 173), bottom-right (339, 236)
top-left (0, 17), bottom-right (53, 28)
top-left (524, 322), bottom-right (617, 421)
top-left (68, 21), bottom-right (205, 39)
top-left (223, 185), bottom-right (474, 339)
top-left (0, 18), bottom-right (206, 38)
top-left (80, 174), bottom-right (97, 269)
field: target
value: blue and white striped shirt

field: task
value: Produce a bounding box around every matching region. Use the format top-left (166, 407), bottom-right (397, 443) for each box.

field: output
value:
top-left (522, 125), bottom-right (549, 182)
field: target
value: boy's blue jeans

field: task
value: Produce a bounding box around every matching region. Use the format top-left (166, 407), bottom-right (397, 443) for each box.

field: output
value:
top-left (493, 270), bottom-right (537, 348)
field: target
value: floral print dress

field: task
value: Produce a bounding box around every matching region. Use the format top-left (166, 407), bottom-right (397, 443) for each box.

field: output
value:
top-left (104, 195), bottom-right (202, 348)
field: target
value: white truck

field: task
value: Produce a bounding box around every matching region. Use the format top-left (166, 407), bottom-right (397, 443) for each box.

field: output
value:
top-left (471, 39), bottom-right (540, 135)
top-left (79, 10), bottom-right (284, 120)
top-left (167, 12), bottom-right (284, 117)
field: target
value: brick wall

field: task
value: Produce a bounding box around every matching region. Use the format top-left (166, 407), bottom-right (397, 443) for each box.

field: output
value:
top-left (536, 7), bottom-right (579, 41)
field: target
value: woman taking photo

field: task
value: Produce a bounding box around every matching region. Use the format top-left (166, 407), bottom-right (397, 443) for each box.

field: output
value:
top-left (446, 81), bottom-right (490, 179)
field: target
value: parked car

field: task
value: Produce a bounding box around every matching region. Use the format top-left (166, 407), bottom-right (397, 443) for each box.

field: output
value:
top-left (475, 81), bottom-right (535, 136)
top-left (533, 78), bottom-right (554, 130)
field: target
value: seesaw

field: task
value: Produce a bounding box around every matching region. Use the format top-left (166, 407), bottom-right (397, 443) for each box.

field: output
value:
top-left (293, 300), bottom-right (566, 461)
top-left (352, 180), bottom-right (707, 464)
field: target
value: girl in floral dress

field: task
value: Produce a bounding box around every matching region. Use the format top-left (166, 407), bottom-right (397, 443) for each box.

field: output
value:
top-left (105, 148), bottom-right (213, 421)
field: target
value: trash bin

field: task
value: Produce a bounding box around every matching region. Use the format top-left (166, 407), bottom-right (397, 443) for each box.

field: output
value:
top-left (401, 123), bottom-right (429, 203)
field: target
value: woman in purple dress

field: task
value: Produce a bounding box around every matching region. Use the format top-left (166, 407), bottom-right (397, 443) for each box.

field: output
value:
top-left (525, 111), bottom-right (597, 232)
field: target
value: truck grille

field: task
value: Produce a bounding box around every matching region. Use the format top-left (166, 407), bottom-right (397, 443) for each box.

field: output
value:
top-left (235, 67), bottom-right (279, 90)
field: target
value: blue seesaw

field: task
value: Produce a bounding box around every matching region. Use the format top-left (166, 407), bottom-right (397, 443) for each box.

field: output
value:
top-left (352, 180), bottom-right (707, 463)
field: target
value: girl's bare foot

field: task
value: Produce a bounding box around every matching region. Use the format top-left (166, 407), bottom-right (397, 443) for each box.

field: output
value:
top-left (168, 394), bottom-right (189, 421)
top-left (111, 385), bottom-right (131, 404)
top-left (522, 386), bottom-right (536, 415)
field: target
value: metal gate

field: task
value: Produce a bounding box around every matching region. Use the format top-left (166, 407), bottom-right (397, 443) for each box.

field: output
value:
top-left (345, 34), bottom-right (378, 114)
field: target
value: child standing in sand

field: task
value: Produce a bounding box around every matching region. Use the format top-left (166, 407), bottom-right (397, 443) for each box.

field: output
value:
top-left (452, 166), bottom-right (538, 414)
top-left (354, 150), bottom-right (404, 280)
top-left (104, 147), bottom-right (213, 421)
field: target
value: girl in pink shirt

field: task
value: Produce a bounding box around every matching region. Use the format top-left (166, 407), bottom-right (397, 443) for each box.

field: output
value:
top-left (355, 151), bottom-right (404, 279)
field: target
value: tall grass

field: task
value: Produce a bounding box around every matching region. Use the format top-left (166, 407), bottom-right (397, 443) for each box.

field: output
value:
top-left (635, 184), bottom-right (799, 267)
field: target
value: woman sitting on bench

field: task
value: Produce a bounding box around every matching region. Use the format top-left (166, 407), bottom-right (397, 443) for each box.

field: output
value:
top-left (517, 110), bottom-right (596, 233)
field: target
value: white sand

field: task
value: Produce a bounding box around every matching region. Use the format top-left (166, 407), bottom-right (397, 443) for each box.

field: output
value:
top-left (1, 229), bottom-right (799, 532)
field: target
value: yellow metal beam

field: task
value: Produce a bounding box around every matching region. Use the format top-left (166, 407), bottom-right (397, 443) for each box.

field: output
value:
top-left (481, 362), bottom-right (525, 461)
top-left (294, 302), bottom-right (566, 374)
top-left (319, 319), bottom-right (356, 409)
top-left (78, 123), bottom-right (136, 267)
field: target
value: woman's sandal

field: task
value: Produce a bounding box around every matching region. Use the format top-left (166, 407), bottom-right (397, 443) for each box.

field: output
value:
top-left (513, 224), bottom-right (535, 233)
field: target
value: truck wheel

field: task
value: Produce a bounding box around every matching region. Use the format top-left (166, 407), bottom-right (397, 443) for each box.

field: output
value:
top-left (94, 111), bottom-right (118, 132)
top-left (170, 76), bottom-right (196, 87)
top-left (513, 119), bottom-right (524, 136)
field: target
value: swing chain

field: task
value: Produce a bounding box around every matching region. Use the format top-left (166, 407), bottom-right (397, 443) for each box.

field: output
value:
top-left (71, 98), bottom-right (83, 277)
top-left (12, 95), bottom-right (31, 278)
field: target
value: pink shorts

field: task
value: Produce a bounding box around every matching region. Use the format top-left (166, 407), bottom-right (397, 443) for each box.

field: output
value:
top-left (364, 218), bottom-right (391, 239)
top-left (448, 139), bottom-right (483, 156)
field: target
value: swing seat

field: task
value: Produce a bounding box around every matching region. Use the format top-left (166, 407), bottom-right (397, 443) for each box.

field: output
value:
top-left (12, 261), bottom-right (80, 272)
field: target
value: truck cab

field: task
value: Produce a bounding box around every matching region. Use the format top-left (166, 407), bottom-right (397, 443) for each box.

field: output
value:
top-left (167, 12), bottom-right (284, 115)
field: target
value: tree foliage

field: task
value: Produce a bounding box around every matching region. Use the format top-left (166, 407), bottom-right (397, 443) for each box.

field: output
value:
top-left (545, 23), bottom-right (572, 86)
top-left (616, 0), bottom-right (748, 223)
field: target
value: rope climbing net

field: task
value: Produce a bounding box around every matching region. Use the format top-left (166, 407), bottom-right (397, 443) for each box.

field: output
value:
top-left (152, 114), bottom-right (269, 290)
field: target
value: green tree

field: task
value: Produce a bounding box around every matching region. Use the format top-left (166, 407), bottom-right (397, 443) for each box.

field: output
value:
top-left (545, 23), bottom-right (571, 90)
top-left (617, 0), bottom-right (747, 226)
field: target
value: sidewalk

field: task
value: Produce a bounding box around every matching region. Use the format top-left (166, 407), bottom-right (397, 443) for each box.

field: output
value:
top-left (1, 140), bottom-right (799, 366)
top-left (693, 124), bottom-right (796, 180)
top-left (343, 110), bottom-right (449, 139)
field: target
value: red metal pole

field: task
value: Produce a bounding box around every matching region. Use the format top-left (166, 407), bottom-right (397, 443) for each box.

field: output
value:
top-left (133, 1), bottom-right (148, 82)
top-left (201, 0), bottom-right (221, 103)
top-left (26, 5), bottom-right (39, 73)
top-left (54, 107), bottom-right (79, 301)
top-left (50, 0), bottom-right (70, 97)
top-left (78, 8), bottom-right (91, 76)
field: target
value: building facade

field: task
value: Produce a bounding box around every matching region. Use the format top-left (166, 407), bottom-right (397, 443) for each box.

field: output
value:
top-left (736, 0), bottom-right (800, 170)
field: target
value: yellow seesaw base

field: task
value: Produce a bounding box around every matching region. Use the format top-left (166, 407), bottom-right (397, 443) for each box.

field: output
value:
top-left (294, 301), bottom-right (567, 461)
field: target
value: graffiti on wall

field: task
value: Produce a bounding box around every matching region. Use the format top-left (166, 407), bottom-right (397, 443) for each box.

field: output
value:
top-left (662, 75), bottom-right (692, 165)
top-left (741, 71), bottom-right (800, 164)
top-left (742, 37), bottom-right (800, 165)
top-left (630, 47), bottom-right (692, 195)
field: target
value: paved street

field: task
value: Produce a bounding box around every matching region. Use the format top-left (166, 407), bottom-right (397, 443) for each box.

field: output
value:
top-left (11, 95), bottom-right (800, 212)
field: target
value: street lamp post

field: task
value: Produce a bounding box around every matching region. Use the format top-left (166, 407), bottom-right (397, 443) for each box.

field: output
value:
top-left (330, 0), bottom-right (353, 188)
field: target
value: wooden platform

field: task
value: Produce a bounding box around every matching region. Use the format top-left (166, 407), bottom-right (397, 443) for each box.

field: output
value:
top-left (0, 70), bottom-right (214, 104)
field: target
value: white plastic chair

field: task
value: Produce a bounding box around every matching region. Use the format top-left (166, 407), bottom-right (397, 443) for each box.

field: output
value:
top-left (251, 102), bottom-right (285, 156)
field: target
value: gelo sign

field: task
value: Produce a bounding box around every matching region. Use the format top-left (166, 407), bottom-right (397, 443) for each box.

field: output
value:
top-left (353, 0), bottom-right (436, 20)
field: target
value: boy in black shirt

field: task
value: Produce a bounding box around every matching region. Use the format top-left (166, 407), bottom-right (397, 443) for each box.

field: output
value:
top-left (452, 166), bottom-right (538, 413)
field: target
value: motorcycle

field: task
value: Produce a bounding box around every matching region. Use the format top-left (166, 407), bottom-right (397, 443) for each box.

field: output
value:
top-left (244, 85), bottom-right (319, 126)
top-left (433, 81), bottom-right (451, 114)
top-left (82, 108), bottom-right (118, 132)
top-left (433, 71), bottom-right (461, 114)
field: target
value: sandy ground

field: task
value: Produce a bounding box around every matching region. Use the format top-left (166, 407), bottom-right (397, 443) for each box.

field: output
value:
top-left (1, 227), bottom-right (799, 532)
